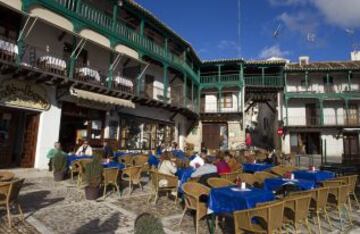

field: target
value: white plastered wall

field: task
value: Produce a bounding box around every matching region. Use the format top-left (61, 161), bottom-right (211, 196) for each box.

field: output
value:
top-left (34, 86), bottom-right (62, 169)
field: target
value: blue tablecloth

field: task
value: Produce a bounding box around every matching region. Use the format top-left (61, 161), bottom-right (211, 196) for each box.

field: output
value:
top-left (208, 187), bottom-right (275, 214)
top-left (67, 155), bottom-right (93, 167)
top-left (176, 167), bottom-right (195, 193)
top-left (243, 163), bottom-right (273, 173)
top-left (263, 177), bottom-right (316, 191)
top-left (102, 161), bottom-right (125, 170)
top-left (172, 150), bottom-right (187, 161)
top-left (148, 154), bottom-right (160, 167)
top-left (293, 170), bottom-right (335, 183)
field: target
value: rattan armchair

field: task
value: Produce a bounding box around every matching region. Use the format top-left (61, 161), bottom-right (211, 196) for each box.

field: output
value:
top-left (326, 184), bottom-right (352, 230)
top-left (121, 166), bottom-right (143, 195)
top-left (283, 194), bottom-right (312, 233)
top-left (234, 200), bottom-right (285, 234)
top-left (270, 165), bottom-right (296, 176)
top-left (120, 155), bottom-right (134, 167)
top-left (207, 177), bottom-right (234, 188)
top-left (72, 159), bottom-right (93, 187)
top-left (0, 179), bottom-right (25, 227)
top-left (0, 171), bottom-right (15, 182)
top-left (238, 173), bottom-right (258, 187)
top-left (220, 170), bottom-right (243, 183)
top-left (348, 175), bottom-right (360, 210)
top-left (133, 155), bottom-right (150, 173)
top-left (102, 168), bottom-right (120, 198)
top-left (148, 169), bottom-right (178, 205)
top-left (179, 182), bottom-right (210, 234)
top-left (254, 171), bottom-right (277, 184)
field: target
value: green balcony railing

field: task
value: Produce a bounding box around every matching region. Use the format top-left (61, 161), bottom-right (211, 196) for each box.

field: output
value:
top-left (244, 76), bottom-right (283, 87)
top-left (200, 74), bottom-right (241, 85)
top-left (31, 0), bottom-right (199, 83)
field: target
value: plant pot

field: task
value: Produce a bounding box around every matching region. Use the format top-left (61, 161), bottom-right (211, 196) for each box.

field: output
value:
top-left (53, 171), bottom-right (65, 181)
top-left (85, 186), bottom-right (100, 200)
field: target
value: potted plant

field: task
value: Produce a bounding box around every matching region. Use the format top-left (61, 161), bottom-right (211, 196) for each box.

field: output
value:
top-left (52, 152), bottom-right (67, 181)
top-left (84, 157), bottom-right (103, 200)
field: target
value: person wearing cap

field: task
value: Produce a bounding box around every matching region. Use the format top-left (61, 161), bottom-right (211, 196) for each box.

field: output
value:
top-left (75, 140), bottom-right (93, 156)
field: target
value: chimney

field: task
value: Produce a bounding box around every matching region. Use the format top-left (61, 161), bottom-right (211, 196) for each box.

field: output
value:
top-left (299, 56), bottom-right (309, 66)
top-left (351, 51), bottom-right (360, 61)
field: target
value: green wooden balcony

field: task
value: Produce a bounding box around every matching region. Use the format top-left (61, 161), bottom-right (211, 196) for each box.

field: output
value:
top-left (200, 74), bottom-right (242, 87)
top-left (26, 0), bottom-right (198, 83)
top-left (244, 75), bottom-right (283, 87)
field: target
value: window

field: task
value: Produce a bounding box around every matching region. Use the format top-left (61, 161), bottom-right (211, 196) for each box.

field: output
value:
top-left (223, 93), bottom-right (233, 108)
top-left (108, 121), bottom-right (118, 139)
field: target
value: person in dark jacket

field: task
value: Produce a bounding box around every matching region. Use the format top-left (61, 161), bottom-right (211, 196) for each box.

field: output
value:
top-left (102, 141), bottom-right (113, 158)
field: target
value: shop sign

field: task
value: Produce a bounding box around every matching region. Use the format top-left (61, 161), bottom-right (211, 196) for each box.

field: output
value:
top-left (277, 127), bottom-right (284, 136)
top-left (0, 80), bottom-right (50, 111)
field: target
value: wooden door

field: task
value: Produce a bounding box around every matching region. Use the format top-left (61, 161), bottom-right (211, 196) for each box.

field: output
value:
top-left (347, 104), bottom-right (358, 125)
top-left (0, 111), bottom-right (17, 168)
top-left (343, 133), bottom-right (359, 163)
top-left (144, 75), bottom-right (154, 98)
top-left (20, 113), bottom-right (40, 168)
top-left (306, 104), bottom-right (317, 126)
top-left (202, 124), bottom-right (221, 150)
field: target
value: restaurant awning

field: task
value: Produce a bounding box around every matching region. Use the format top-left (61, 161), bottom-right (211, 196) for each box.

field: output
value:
top-left (69, 88), bottom-right (135, 109)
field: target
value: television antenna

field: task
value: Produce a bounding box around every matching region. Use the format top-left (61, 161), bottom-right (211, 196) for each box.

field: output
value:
top-left (273, 24), bottom-right (282, 39)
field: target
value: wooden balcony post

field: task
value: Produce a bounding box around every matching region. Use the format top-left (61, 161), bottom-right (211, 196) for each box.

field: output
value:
top-left (285, 97), bottom-right (289, 126)
top-left (240, 63), bottom-right (244, 86)
top-left (348, 70), bottom-right (352, 91)
top-left (345, 99), bottom-right (349, 125)
top-left (218, 87), bottom-right (222, 112)
top-left (305, 71), bottom-right (309, 91)
top-left (112, 4), bottom-right (118, 31)
top-left (191, 80), bottom-right (194, 109)
top-left (319, 99), bottom-right (324, 125)
top-left (163, 63), bottom-right (168, 102)
top-left (183, 73), bottom-right (187, 107)
top-left (261, 67), bottom-right (265, 86)
top-left (107, 52), bottom-right (114, 89)
top-left (139, 17), bottom-right (145, 36)
top-left (217, 64), bottom-right (222, 83)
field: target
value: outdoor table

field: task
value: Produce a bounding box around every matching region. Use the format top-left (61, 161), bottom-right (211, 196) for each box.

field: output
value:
top-left (263, 177), bottom-right (316, 192)
top-left (102, 161), bottom-right (125, 170)
top-left (176, 167), bottom-right (195, 193)
top-left (172, 150), bottom-right (187, 160)
top-left (67, 155), bottom-right (93, 167)
top-left (208, 186), bottom-right (275, 214)
top-left (293, 170), bottom-right (335, 183)
top-left (0, 171), bottom-right (15, 182)
top-left (243, 163), bottom-right (273, 173)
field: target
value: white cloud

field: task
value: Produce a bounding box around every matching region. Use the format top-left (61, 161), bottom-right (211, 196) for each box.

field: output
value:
top-left (216, 40), bottom-right (241, 56)
top-left (312, 0), bottom-right (360, 28)
top-left (278, 11), bottom-right (319, 35)
top-left (259, 44), bottom-right (290, 59)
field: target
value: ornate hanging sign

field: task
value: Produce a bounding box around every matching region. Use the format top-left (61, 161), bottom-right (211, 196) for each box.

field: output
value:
top-left (0, 79), bottom-right (50, 111)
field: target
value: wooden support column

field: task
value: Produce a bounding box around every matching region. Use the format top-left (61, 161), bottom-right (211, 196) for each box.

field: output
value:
top-left (191, 80), bottom-right (194, 109)
top-left (163, 63), bottom-right (168, 102)
top-left (305, 71), bottom-right (309, 91)
top-left (112, 4), bottom-right (118, 31)
top-left (183, 73), bottom-right (187, 107)
top-left (139, 18), bottom-right (145, 36)
top-left (319, 99), bottom-right (324, 125)
top-left (217, 64), bottom-right (222, 83)
top-left (285, 97), bottom-right (289, 126)
top-left (348, 71), bottom-right (352, 91)
top-left (218, 87), bottom-right (222, 113)
top-left (345, 99), bottom-right (349, 124)
top-left (261, 67), bottom-right (266, 86)
top-left (240, 63), bottom-right (244, 86)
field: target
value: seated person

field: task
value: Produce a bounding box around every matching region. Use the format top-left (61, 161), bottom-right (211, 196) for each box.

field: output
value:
top-left (224, 151), bottom-right (241, 172)
top-left (263, 149), bottom-right (278, 164)
top-left (75, 140), bottom-right (93, 156)
top-left (214, 151), bottom-right (231, 175)
top-left (158, 151), bottom-right (177, 187)
top-left (189, 149), bottom-right (206, 168)
top-left (102, 141), bottom-right (113, 158)
top-left (171, 142), bottom-right (179, 151)
top-left (191, 156), bottom-right (217, 178)
top-left (47, 142), bottom-right (66, 171)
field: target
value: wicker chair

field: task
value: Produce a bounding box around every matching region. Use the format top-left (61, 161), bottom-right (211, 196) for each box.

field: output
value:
top-left (0, 171), bottom-right (15, 182)
top-left (179, 182), bottom-right (210, 234)
top-left (283, 194), bottom-right (312, 233)
top-left (207, 177), bottom-right (234, 188)
top-left (220, 170), bottom-right (243, 183)
top-left (120, 155), bottom-right (134, 167)
top-left (238, 173), bottom-right (258, 187)
top-left (270, 165), bottom-right (296, 176)
top-left (102, 168), bottom-right (120, 197)
top-left (121, 166), bottom-right (143, 195)
top-left (326, 184), bottom-right (352, 230)
top-left (234, 200), bottom-right (285, 234)
top-left (133, 155), bottom-right (150, 173)
top-left (72, 159), bottom-right (93, 187)
top-left (254, 171), bottom-right (277, 184)
top-left (348, 175), bottom-right (360, 210)
top-left (148, 169), bottom-right (178, 205)
top-left (0, 179), bottom-right (25, 227)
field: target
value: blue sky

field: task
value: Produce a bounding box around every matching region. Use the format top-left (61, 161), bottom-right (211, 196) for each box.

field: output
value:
top-left (135, 0), bottom-right (360, 62)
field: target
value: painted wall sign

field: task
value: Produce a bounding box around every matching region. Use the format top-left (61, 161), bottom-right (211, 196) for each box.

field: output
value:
top-left (0, 80), bottom-right (50, 111)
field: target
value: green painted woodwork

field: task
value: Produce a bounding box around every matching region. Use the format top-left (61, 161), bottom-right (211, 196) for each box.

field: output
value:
top-left (305, 71), bottom-right (309, 91)
top-left (348, 71), bottom-right (352, 91)
top-left (163, 64), bottom-right (168, 101)
top-left (183, 73), bottom-right (187, 107)
top-left (244, 76), bottom-right (283, 87)
top-left (319, 99), bottom-right (324, 125)
top-left (23, 0), bottom-right (199, 85)
top-left (285, 91), bottom-right (360, 100)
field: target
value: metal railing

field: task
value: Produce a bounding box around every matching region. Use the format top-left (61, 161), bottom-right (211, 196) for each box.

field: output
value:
top-left (200, 74), bottom-right (241, 84)
top-left (244, 75), bottom-right (283, 87)
top-left (286, 114), bottom-right (360, 126)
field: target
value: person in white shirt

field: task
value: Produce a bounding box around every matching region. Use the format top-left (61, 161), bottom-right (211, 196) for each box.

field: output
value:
top-left (75, 140), bottom-right (93, 156)
top-left (189, 149), bottom-right (207, 168)
top-left (158, 152), bottom-right (177, 187)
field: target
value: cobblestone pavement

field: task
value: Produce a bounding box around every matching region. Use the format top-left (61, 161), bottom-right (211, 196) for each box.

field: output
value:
top-left (0, 168), bottom-right (359, 234)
